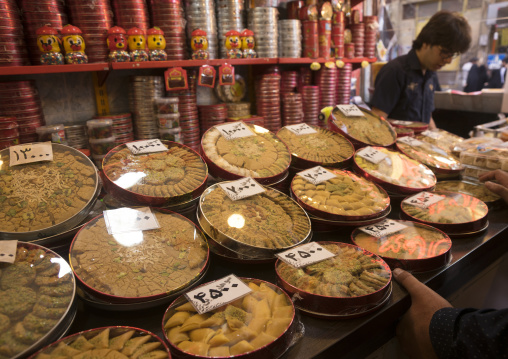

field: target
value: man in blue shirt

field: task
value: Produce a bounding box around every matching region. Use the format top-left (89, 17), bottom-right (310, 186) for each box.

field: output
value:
top-left (371, 11), bottom-right (471, 129)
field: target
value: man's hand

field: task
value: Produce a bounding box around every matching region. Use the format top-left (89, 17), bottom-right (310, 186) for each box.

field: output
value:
top-left (393, 268), bottom-right (452, 359)
top-left (479, 169), bottom-right (508, 204)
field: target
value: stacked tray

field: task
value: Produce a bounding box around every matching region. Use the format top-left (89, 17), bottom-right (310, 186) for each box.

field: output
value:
top-left (364, 16), bottom-right (378, 58)
top-left (216, 0), bottom-right (245, 58)
top-left (417, 129), bottom-right (464, 154)
top-left (65, 124), bottom-right (88, 149)
top-left (350, 22), bottom-right (364, 57)
top-left (255, 73), bottom-right (282, 132)
top-left (281, 93), bottom-right (304, 126)
top-left (279, 19), bottom-right (302, 58)
top-left (185, 0), bottom-right (219, 59)
top-left (150, 0), bottom-right (187, 60)
top-left (332, 11), bottom-right (345, 58)
top-left (0, 0), bottom-right (29, 66)
top-left (388, 120), bottom-right (428, 135)
top-left (112, 0), bottom-right (150, 33)
top-left (94, 113), bottom-right (135, 146)
top-left (316, 64), bottom-right (338, 109)
top-left (301, 85), bottom-right (320, 127)
top-left (336, 63), bottom-right (353, 105)
top-left (174, 93), bottom-right (201, 152)
top-left (281, 70), bottom-right (298, 94)
top-left (0, 117), bottom-right (19, 150)
top-left (393, 126), bottom-right (414, 138)
top-left (129, 76), bottom-right (165, 140)
top-left (248, 7), bottom-right (279, 58)
top-left (198, 103), bottom-right (228, 133)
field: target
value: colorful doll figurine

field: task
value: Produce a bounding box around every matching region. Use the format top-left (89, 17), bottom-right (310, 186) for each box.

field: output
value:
top-left (36, 25), bottom-right (64, 65)
top-left (127, 27), bottom-right (149, 62)
top-left (241, 29), bottom-right (257, 58)
top-left (147, 27), bottom-right (167, 61)
top-left (190, 29), bottom-right (209, 60)
top-left (225, 30), bottom-right (242, 59)
top-left (61, 24), bottom-right (88, 64)
top-left (107, 26), bottom-right (130, 62)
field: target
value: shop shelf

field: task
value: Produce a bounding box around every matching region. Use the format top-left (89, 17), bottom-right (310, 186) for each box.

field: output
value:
top-left (0, 63), bottom-right (110, 76)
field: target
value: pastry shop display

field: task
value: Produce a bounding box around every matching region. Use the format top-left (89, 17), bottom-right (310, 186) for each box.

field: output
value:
top-left (0, 143), bottom-right (100, 241)
top-left (328, 107), bottom-right (397, 149)
top-left (353, 146), bottom-right (437, 195)
top-left (351, 220), bottom-right (452, 272)
top-left (276, 125), bottom-right (354, 169)
top-left (400, 191), bottom-right (489, 235)
top-left (460, 146), bottom-right (508, 171)
top-left (395, 137), bottom-right (463, 177)
top-left (387, 120), bottom-right (428, 135)
top-left (70, 209), bottom-right (209, 304)
top-left (290, 169), bottom-right (390, 221)
top-left (201, 124), bottom-right (291, 185)
top-left (0, 242), bottom-right (76, 359)
top-left (29, 326), bottom-right (170, 359)
top-left (434, 180), bottom-right (501, 205)
top-left (102, 141), bottom-right (208, 207)
top-left (276, 242), bottom-right (392, 318)
top-left (163, 278), bottom-right (297, 358)
top-left (417, 129), bottom-right (464, 154)
top-left (198, 183), bottom-right (312, 260)
top-left (451, 137), bottom-right (502, 156)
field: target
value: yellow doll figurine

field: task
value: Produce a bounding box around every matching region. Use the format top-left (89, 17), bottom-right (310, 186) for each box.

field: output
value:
top-left (240, 29), bottom-right (257, 58)
top-left (127, 27), bottom-right (149, 62)
top-left (36, 25), bottom-right (64, 65)
top-left (147, 27), bottom-right (167, 61)
top-left (225, 30), bottom-right (242, 59)
top-left (191, 29), bottom-right (209, 60)
top-left (61, 24), bottom-right (88, 64)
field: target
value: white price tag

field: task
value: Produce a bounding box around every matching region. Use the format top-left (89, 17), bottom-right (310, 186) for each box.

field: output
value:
top-left (357, 146), bottom-right (388, 164)
top-left (297, 166), bottom-right (337, 185)
top-left (390, 120), bottom-right (413, 126)
top-left (403, 191), bottom-right (445, 209)
top-left (185, 274), bottom-right (252, 314)
top-left (421, 130), bottom-right (442, 140)
top-left (103, 207), bottom-right (160, 235)
top-left (215, 122), bottom-right (255, 140)
top-left (126, 139), bottom-right (168, 155)
top-left (9, 142), bottom-right (53, 167)
top-left (0, 240), bottom-right (17, 264)
top-left (397, 136), bottom-right (424, 147)
top-left (336, 104), bottom-right (364, 117)
top-left (218, 177), bottom-right (265, 201)
top-left (358, 219), bottom-right (408, 238)
top-left (276, 242), bottom-right (335, 268)
top-left (284, 123), bottom-right (317, 135)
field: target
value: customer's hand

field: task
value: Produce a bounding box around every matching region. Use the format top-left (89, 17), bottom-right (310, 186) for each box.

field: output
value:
top-left (393, 268), bottom-right (452, 359)
top-left (479, 169), bottom-right (508, 204)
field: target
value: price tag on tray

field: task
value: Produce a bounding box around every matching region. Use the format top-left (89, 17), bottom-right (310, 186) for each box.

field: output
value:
top-left (276, 242), bottom-right (335, 268)
top-left (390, 120), bottom-right (413, 126)
top-left (403, 191), bottom-right (445, 209)
top-left (219, 177), bottom-right (265, 201)
top-left (104, 207), bottom-right (160, 235)
top-left (336, 104), bottom-right (364, 117)
top-left (397, 136), bottom-right (424, 147)
top-left (126, 139), bottom-right (168, 155)
top-left (421, 130), bottom-right (442, 140)
top-left (297, 166), bottom-right (337, 185)
top-left (215, 121), bottom-right (255, 140)
top-left (284, 123), bottom-right (317, 136)
top-left (185, 274), bottom-right (252, 314)
top-left (9, 142), bottom-right (53, 166)
top-left (357, 146), bottom-right (388, 164)
top-left (358, 219), bottom-right (408, 238)
top-left (0, 240), bottom-right (17, 264)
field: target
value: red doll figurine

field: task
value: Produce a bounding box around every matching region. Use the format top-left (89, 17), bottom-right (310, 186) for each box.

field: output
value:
top-left (107, 26), bottom-right (130, 62)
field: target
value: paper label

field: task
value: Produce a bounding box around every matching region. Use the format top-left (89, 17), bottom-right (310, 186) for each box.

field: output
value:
top-left (358, 219), bottom-right (408, 238)
top-left (336, 104), bottom-right (364, 117)
top-left (9, 142), bottom-right (53, 166)
top-left (215, 122), bottom-right (255, 140)
top-left (421, 130), bottom-right (442, 140)
top-left (103, 207), bottom-right (160, 235)
top-left (0, 240), bottom-right (17, 264)
top-left (403, 191), bottom-right (446, 209)
top-left (297, 166), bottom-right (337, 185)
top-left (276, 242), bottom-right (335, 268)
top-left (397, 136), bottom-right (424, 147)
top-left (185, 274), bottom-right (252, 314)
top-left (390, 120), bottom-right (413, 126)
top-left (126, 139), bottom-right (168, 155)
top-left (357, 146), bottom-right (388, 164)
top-left (284, 123), bottom-right (317, 135)
top-left (218, 177), bottom-right (265, 201)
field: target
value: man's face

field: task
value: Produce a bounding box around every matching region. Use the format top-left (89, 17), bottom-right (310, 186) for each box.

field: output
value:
top-left (419, 43), bottom-right (455, 71)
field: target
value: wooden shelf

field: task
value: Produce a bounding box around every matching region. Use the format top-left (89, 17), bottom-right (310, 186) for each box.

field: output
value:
top-left (278, 57), bottom-right (377, 64)
top-left (0, 63), bottom-right (110, 76)
top-left (111, 58), bottom-right (279, 70)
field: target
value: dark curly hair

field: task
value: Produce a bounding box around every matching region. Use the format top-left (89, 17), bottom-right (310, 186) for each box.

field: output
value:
top-left (412, 10), bottom-right (471, 54)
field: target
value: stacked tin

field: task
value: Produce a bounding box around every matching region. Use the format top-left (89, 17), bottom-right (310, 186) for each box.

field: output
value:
top-left (19, 0), bottom-right (68, 65)
top-left (336, 63), bottom-right (352, 105)
top-left (332, 11), bottom-right (345, 58)
top-left (0, 80), bottom-right (45, 144)
top-left (278, 20), bottom-right (301, 58)
top-left (301, 20), bottom-right (318, 58)
top-left (0, 117), bottom-right (19, 150)
top-left (350, 23), bottom-right (364, 57)
top-left (112, 0), bottom-right (150, 33)
top-left (93, 113), bottom-right (135, 146)
top-left (216, 0), bottom-right (245, 58)
top-left (281, 71), bottom-right (298, 94)
top-left (198, 104), bottom-right (228, 133)
top-left (67, 0), bottom-right (114, 63)
top-left (297, 66), bottom-right (312, 92)
top-left (248, 7), bottom-right (278, 58)
top-left (255, 73), bottom-right (281, 132)
top-left (64, 124), bottom-right (88, 149)
top-left (281, 93), bottom-right (304, 126)
top-left (185, 0), bottom-right (219, 59)
top-left (174, 92), bottom-right (200, 151)
top-left (318, 19), bottom-right (332, 59)
top-left (0, 0), bottom-right (29, 66)
top-left (226, 102), bottom-right (251, 118)
top-left (301, 85), bottom-right (320, 126)
top-left (316, 64), bottom-right (337, 109)
top-left (364, 16), bottom-right (378, 58)
top-left (154, 98), bottom-right (181, 143)
top-left (149, 0), bottom-right (187, 60)
top-left (129, 76), bottom-right (164, 140)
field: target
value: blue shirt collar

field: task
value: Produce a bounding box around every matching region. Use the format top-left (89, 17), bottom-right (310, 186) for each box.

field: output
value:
top-left (407, 48), bottom-right (423, 71)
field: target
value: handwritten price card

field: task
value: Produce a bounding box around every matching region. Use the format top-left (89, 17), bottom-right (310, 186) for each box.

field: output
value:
top-left (276, 242), bottom-right (335, 268)
top-left (297, 166), bottom-right (337, 185)
top-left (358, 219), bottom-right (408, 238)
top-left (0, 240), bottom-right (17, 264)
top-left (104, 207), bottom-right (160, 235)
top-left (421, 130), bottom-right (442, 140)
top-left (285, 123), bottom-right (317, 136)
top-left (397, 136), bottom-right (424, 147)
top-left (185, 274), bottom-right (252, 314)
top-left (357, 146), bottom-right (388, 164)
top-left (218, 177), bottom-right (265, 201)
top-left (336, 104), bottom-right (364, 117)
top-left (216, 122), bottom-right (255, 140)
top-left (126, 139), bottom-right (168, 155)
top-left (390, 120), bottom-right (413, 126)
top-left (403, 192), bottom-right (445, 209)
top-left (9, 142), bottom-right (53, 166)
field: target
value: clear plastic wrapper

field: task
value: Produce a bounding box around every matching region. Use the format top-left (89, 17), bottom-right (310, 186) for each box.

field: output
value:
top-left (417, 129), bottom-right (464, 153)
top-left (460, 146), bottom-right (508, 171)
top-left (435, 180), bottom-right (501, 204)
top-left (388, 119), bottom-right (428, 134)
top-left (451, 137), bottom-right (503, 155)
